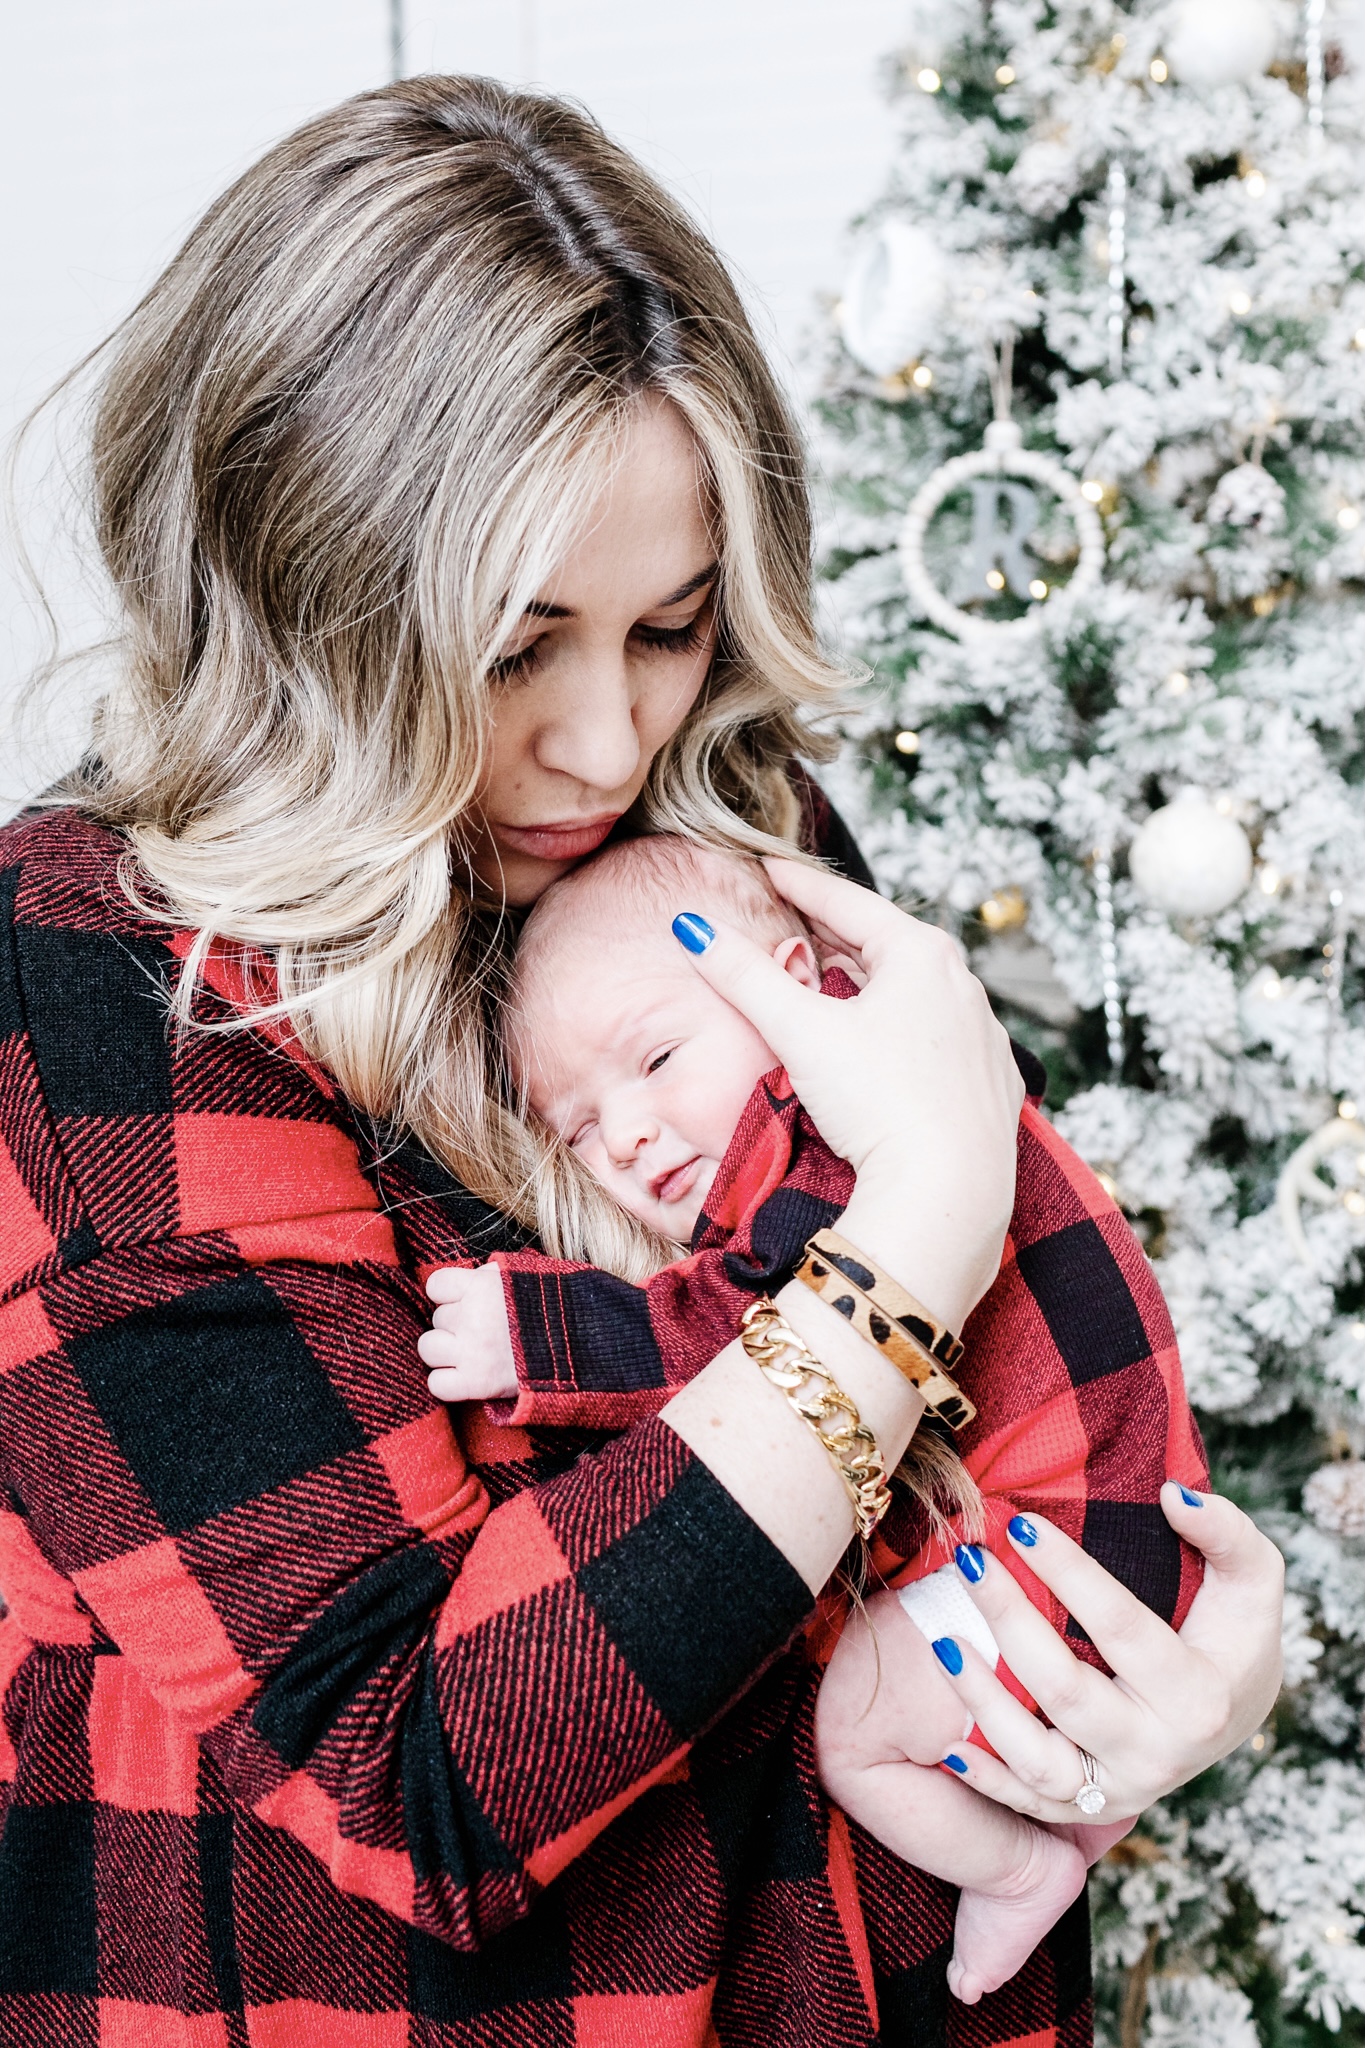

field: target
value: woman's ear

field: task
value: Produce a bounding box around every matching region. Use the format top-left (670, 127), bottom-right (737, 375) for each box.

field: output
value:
top-left (771, 934), bottom-right (823, 990)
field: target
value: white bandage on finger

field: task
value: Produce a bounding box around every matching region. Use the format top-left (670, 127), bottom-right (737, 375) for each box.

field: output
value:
top-left (897, 1562), bottom-right (1002, 1669)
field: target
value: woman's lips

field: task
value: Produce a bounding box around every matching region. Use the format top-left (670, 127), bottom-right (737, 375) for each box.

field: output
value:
top-left (493, 815), bottom-right (622, 862)
top-left (653, 1156), bottom-right (702, 1207)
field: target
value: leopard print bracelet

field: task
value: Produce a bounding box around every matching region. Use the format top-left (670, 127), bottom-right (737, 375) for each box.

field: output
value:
top-left (794, 1234), bottom-right (976, 1433)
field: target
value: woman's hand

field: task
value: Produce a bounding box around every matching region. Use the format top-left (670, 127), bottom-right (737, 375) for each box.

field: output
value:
top-left (912, 1485), bottom-right (1285, 1823)
top-left (672, 858), bottom-right (1024, 1328)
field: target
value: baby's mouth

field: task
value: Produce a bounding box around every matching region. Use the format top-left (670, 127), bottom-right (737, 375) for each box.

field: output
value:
top-left (651, 1156), bottom-right (702, 1206)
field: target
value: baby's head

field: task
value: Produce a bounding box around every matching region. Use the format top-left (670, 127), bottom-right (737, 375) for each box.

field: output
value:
top-left (504, 837), bottom-right (821, 1243)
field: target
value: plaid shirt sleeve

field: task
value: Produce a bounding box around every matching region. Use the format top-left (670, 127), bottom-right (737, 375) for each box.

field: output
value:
top-left (0, 815), bottom-right (813, 1954)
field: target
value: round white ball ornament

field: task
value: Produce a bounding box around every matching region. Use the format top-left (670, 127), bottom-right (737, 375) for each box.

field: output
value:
top-left (840, 219), bottom-right (947, 378)
top-left (1165, 0), bottom-right (1277, 87)
top-left (1129, 790), bottom-right (1253, 917)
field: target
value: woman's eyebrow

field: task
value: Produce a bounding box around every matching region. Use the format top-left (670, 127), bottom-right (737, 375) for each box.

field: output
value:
top-left (521, 560), bottom-right (719, 622)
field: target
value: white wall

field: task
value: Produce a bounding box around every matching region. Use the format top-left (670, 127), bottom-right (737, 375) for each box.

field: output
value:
top-left (2, 0), bottom-right (907, 803)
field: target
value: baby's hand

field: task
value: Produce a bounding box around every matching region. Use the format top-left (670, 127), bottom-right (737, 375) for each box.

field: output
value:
top-left (419, 1264), bottom-right (518, 1403)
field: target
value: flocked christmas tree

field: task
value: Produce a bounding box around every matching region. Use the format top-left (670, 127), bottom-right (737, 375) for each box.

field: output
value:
top-left (814, 1), bottom-right (1365, 2040)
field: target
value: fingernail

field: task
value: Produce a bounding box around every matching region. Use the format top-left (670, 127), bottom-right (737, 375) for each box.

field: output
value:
top-left (1008, 1515), bottom-right (1038, 1547)
top-left (954, 1543), bottom-right (985, 1583)
top-left (672, 913), bottom-right (715, 954)
top-left (1177, 1485), bottom-right (1204, 1508)
top-left (932, 1637), bottom-right (964, 1677)
top-left (942, 1752), bottom-right (969, 1774)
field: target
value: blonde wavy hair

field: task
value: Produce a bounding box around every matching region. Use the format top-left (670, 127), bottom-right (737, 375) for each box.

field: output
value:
top-left (44, 75), bottom-right (853, 1271)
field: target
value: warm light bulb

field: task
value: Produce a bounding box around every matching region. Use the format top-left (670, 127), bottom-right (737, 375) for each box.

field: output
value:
top-left (1244, 171), bottom-right (1267, 198)
top-left (1258, 864), bottom-right (1280, 894)
top-left (1149, 56), bottom-right (1168, 81)
top-left (1262, 973), bottom-right (1283, 998)
top-left (1165, 670), bottom-right (1191, 695)
top-left (911, 363), bottom-right (934, 389)
top-left (1214, 795), bottom-right (1235, 816)
top-left (1338, 505), bottom-right (1361, 530)
top-left (1352, 1320), bottom-right (1365, 1340)
top-left (1095, 237), bottom-right (1111, 263)
top-left (1229, 290), bottom-right (1253, 317)
top-left (1081, 479), bottom-right (1105, 503)
top-left (985, 568), bottom-right (1006, 591)
top-left (917, 67), bottom-right (942, 92)
top-left (1111, 32), bottom-right (1127, 51)
top-left (995, 64), bottom-right (1015, 84)
top-left (894, 729), bottom-right (921, 755)
top-left (1342, 1099), bottom-right (1360, 1121)
top-left (1354, 328), bottom-right (1365, 349)
top-left (1343, 1191), bottom-right (1365, 1216)
top-left (1251, 1732), bottom-right (1266, 1751)
top-left (1028, 578), bottom-right (1049, 600)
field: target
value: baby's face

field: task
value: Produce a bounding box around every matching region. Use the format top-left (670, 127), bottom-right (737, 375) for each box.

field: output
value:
top-left (512, 928), bottom-right (797, 1243)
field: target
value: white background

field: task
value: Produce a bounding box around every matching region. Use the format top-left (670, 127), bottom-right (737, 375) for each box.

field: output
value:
top-left (2, 0), bottom-right (910, 805)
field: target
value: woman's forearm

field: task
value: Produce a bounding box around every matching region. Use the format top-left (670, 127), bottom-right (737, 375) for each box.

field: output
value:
top-left (661, 1247), bottom-right (928, 1594)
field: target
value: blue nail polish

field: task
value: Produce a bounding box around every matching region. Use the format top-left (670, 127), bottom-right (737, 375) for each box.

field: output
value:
top-left (955, 1543), bottom-right (985, 1583)
top-left (942, 1752), bottom-right (969, 1774)
top-left (932, 1636), bottom-right (964, 1677)
top-left (1178, 1485), bottom-right (1204, 1508)
top-left (1009, 1515), bottom-right (1038, 1548)
top-left (672, 912), bottom-right (715, 954)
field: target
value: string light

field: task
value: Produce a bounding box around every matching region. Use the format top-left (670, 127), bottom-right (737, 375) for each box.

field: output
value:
top-left (985, 568), bottom-right (1006, 591)
top-left (1093, 844), bottom-right (1125, 1074)
top-left (1338, 505), bottom-right (1361, 530)
top-left (1305, 0), bottom-right (1326, 134)
top-left (1105, 161), bottom-right (1127, 379)
top-left (995, 64), bottom-right (1016, 85)
top-left (1229, 289), bottom-right (1254, 317)
top-left (1259, 864), bottom-right (1281, 894)
top-left (1354, 328), bottom-right (1365, 349)
top-left (1028, 578), bottom-right (1049, 600)
top-left (1081, 479), bottom-right (1105, 504)
top-left (1245, 170), bottom-right (1267, 198)
top-left (1149, 56), bottom-right (1168, 82)
top-left (1166, 669), bottom-right (1191, 695)
top-left (894, 729), bottom-right (921, 755)
top-left (917, 67), bottom-right (942, 92)
top-left (911, 363), bottom-right (934, 389)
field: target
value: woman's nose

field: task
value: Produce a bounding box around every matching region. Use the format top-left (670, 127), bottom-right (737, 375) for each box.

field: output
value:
top-left (535, 654), bottom-right (641, 795)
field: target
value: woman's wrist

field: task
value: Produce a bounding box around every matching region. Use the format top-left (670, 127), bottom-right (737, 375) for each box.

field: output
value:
top-left (835, 1178), bottom-right (981, 1340)
top-left (772, 1276), bottom-right (927, 1474)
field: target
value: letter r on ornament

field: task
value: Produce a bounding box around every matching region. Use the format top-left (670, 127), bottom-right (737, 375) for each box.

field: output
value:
top-left (966, 479), bottom-right (1040, 599)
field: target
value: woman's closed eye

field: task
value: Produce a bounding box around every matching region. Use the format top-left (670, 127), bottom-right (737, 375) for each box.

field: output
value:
top-left (491, 608), bottom-right (710, 684)
top-left (646, 1048), bottom-right (674, 1074)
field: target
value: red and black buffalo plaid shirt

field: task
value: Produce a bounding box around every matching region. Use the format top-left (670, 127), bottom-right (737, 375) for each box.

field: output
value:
top-left (0, 801), bottom-right (1191, 2048)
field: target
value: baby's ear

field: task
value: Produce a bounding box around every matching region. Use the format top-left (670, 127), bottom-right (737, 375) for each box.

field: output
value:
top-left (771, 934), bottom-right (823, 991)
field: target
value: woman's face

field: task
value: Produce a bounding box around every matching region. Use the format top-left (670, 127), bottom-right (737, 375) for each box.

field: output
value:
top-left (467, 398), bottom-right (720, 906)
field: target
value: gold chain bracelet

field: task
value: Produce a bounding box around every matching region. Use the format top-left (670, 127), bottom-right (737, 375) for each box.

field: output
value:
top-left (738, 1297), bottom-right (893, 1540)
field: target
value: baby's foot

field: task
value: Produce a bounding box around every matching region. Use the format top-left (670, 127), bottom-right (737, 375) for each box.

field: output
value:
top-left (947, 1828), bottom-right (1088, 2005)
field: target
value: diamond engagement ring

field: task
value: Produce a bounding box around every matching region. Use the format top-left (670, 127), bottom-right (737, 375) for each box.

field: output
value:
top-left (1073, 1749), bottom-right (1106, 1816)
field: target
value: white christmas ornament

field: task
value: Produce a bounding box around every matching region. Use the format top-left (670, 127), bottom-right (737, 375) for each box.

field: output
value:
top-left (1277, 1108), bottom-right (1365, 1263)
top-left (1207, 462), bottom-right (1287, 532)
top-left (899, 420), bottom-right (1105, 644)
top-left (840, 220), bottom-right (947, 378)
top-left (1164, 0), bottom-right (1277, 86)
top-left (1129, 790), bottom-right (1253, 917)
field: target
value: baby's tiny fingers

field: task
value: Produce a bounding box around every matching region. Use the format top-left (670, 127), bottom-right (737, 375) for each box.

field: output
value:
top-left (427, 1367), bottom-right (474, 1402)
top-left (417, 1328), bottom-right (462, 1369)
top-left (426, 1266), bottom-right (473, 1303)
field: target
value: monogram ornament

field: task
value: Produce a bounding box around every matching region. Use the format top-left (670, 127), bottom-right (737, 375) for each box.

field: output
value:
top-left (898, 417), bottom-right (1105, 645)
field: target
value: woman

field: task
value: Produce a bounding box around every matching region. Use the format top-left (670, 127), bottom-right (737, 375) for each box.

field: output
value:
top-left (0, 77), bottom-right (1281, 2046)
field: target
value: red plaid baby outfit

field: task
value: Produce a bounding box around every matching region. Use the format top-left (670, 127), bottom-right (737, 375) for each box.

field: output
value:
top-left (489, 980), bottom-right (1208, 1674)
top-left (0, 800), bottom-right (1142, 2048)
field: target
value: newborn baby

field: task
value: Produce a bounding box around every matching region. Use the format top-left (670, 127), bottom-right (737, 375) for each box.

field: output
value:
top-left (419, 834), bottom-right (1206, 2005)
